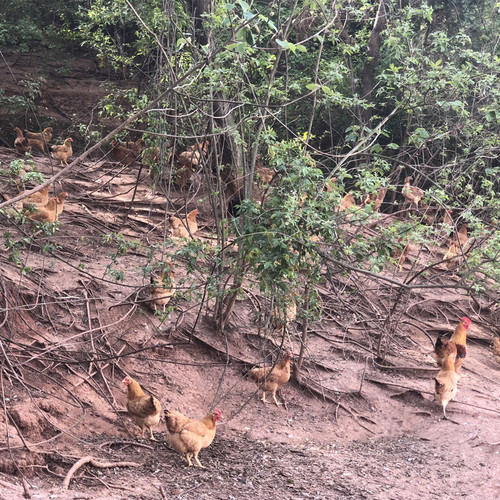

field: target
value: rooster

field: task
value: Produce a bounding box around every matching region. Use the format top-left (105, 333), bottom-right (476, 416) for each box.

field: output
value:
top-left (433, 317), bottom-right (471, 373)
top-left (246, 351), bottom-right (292, 406)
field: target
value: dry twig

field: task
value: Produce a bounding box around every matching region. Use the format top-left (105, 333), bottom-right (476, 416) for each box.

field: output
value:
top-left (62, 456), bottom-right (142, 489)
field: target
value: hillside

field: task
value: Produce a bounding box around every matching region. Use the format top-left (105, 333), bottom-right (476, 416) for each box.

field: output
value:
top-left (0, 51), bottom-right (499, 500)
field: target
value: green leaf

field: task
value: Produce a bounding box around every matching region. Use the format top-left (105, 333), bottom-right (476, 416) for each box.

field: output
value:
top-left (306, 83), bottom-right (320, 91)
top-left (276, 39), bottom-right (289, 49)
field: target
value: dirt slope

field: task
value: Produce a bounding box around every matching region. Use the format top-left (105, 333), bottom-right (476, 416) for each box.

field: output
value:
top-left (0, 51), bottom-right (499, 499)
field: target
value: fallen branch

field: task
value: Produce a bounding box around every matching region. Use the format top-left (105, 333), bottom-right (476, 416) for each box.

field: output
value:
top-left (296, 374), bottom-right (376, 433)
top-left (62, 456), bottom-right (142, 489)
top-left (373, 359), bottom-right (438, 372)
top-left (22, 478), bottom-right (31, 499)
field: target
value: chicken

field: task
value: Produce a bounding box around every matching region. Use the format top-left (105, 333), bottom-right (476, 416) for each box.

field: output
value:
top-left (24, 127), bottom-right (53, 152)
top-left (440, 209), bottom-right (454, 237)
top-left (364, 187), bottom-right (387, 212)
top-left (256, 166), bottom-right (274, 185)
top-left (272, 292), bottom-right (297, 334)
top-left (51, 137), bottom-right (73, 166)
top-left (27, 192), bottom-right (68, 223)
top-left (433, 335), bottom-right (458, 363)
top-left (492, 338), bottom-right (500, 364)
top-left (402, 176), bottom-right (424, 210)
top-left (164, 409), bottom-right (192, 433)
top-left (373, 187), bottom-right (387, 211)
top-left (390, 239), bottom-right (411, 272)
top-left (142, 146), bottom-right (160, 165)
top-left (54, 192), bottom-right (68, 219)
top-left (421, 205), bottom-right (438, 225)
top-left (169, 209), bottom-right (198, 238)
top-left (363, 192), bottom-right (376, 206)
top-left (255, 157), bottom-right (274, 185)
top-left (255, 155), bottom-right (275, 187)
top-left (20, 185), bottom-right (49, 209)
top-left (456, 224), bottom-right (469, 247)
top-left (324, 177), bottom-right (337, 192)
top-left (27, 197), bottom-right (57, 223)
top-left (443, 242), bottom-right (460, 271)
top-left (442, 209), bottom-right (453, 228)
top-left (150, 263), bottom-right (176, 312)
top-left (434, 352), bottom-right (458, 419)
top-left (13, 127), bottom-right (32, 154)
top-left (122, 376), bottom-right (162, 440)
top-left (165, 408), bottom-right (222, 467)
top-left (339, 192), bottom-right (357, 211)
top-left (143, 146), bottom-right (162, 181)
top-left (445, 224), bottom-right (471, 271)
top-left (174, 141), bottom-right (209, 187)
top-left (433, 317), bottom-right (471, 373)
top-left (124, 138), bottom-right (146, 151)
top-left (178, 141), bottom-right (208, 168)
top-left (247, 350), bottom-right (292, 406)
top-left (110, 139), bottom-right (144, 166)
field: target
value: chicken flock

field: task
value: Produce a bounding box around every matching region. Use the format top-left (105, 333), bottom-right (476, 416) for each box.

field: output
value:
top-left (10, 126), bottom-right (473, 276)
top-left (6, 126), bottom-right (497, 468)
top-left (122, 350), bottom-right (291, 468)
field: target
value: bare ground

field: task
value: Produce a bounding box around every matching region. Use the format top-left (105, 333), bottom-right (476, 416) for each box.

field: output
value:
top-left (0, 51), bottom-right (499, 500)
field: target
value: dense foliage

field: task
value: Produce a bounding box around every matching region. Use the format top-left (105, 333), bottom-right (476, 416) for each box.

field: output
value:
top-left (1, 0), bottom-right (499, 335)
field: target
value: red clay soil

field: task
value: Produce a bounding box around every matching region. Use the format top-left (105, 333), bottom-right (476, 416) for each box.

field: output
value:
top-left (0, 51), bottom-right (499, 500)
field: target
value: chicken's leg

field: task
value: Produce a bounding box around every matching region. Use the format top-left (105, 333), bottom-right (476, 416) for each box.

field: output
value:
top-left (185, 453), bottom-right (193, 466)
top-left (149, 426), bottom-right (156, 441)
top-left (261, 391), bottom-right (267, 404)
top-left (272, 389), bottom-right (281, 406)
top-left (193, 452), bottom-right (205, 468)
top-left (442, 402), bottom-right (448, 419)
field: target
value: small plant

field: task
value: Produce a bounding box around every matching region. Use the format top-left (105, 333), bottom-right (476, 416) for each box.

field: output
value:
top-left (102, 232), bottom-right (141, 254)
top-left (1, 158), bottom-right (44, 188)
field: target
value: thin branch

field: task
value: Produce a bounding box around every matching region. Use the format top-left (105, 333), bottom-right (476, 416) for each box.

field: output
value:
top-left (62, 456), bottom-right (142, 490)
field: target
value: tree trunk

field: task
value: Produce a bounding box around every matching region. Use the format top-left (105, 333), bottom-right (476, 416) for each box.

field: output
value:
top-left (358, 0), bottom-right (391, 126)
top-left (187, 0), bottom-right (211, 45)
